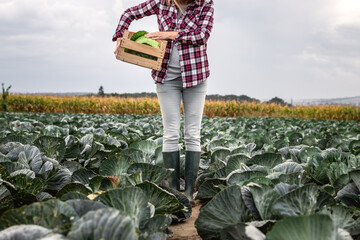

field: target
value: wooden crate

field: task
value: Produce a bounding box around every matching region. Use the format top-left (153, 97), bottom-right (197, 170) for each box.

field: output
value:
top-left (115, 30), bottom-right (168, 71)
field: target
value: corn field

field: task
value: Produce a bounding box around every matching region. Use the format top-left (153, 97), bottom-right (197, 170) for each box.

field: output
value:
top-left (2, 94), bottom-right (360, 120)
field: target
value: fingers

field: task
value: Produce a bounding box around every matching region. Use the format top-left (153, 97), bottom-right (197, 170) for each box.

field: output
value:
top-left (114, 44), bottom-right (120, 55)
top-left (146, 32), bottom-right (171, 40)
top-left (145, 32), bottom-right (162, 39)
top-left (145, 33), bottom-right (156, 38)
top-left (114, 38), bottom-right (121, 55)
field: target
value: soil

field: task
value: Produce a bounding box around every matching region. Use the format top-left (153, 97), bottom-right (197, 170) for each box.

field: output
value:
top-left (167, 200), bottom-right (202, 240)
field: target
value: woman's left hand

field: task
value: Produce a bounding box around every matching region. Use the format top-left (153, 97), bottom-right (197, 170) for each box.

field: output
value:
top-left (145, 31), bottom-right (178, 41)
top-left (114, 38), bottom-right (122, 55)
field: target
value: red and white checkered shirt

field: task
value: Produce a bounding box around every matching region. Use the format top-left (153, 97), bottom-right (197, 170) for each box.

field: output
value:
top-left (112, 0), bottom-right (214, 88)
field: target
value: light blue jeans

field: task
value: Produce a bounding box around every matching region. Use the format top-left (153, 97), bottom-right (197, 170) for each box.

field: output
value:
top-left (156, 77), bottom-right (207, 152)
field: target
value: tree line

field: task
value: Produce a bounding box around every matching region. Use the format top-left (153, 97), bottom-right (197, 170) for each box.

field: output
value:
top-left (95, 86), bottom-right (292, 106)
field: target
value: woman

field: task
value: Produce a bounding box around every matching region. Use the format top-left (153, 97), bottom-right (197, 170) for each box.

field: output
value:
top-left (113, 0), bottom-right (214, 204)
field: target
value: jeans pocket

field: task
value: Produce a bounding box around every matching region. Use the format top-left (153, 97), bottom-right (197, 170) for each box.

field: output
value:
top-left (193, 80), bottom-right (208, 93)
top-left (156, 82), bottom-right (164, 93)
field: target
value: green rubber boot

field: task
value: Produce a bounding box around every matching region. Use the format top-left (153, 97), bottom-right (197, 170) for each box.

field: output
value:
top-left (185, 151), bottom-right (201, 205)
top-left (162, 151), bottom-right (180, 191)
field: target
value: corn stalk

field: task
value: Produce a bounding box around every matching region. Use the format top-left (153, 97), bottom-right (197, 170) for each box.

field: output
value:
top-left (1, 83), bottom-right (12, 112)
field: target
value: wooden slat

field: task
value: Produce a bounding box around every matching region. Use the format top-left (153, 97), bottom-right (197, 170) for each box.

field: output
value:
top-left (117, 48), bottom-right (162, 70)
top-left (118, 49), bottom-right (157, 64)
top-left (159, 40), bottom-right (167, 52)
top-left (118, 56), bottom-right (161, 70)
top-left (123, 30), bottom-right (131, 39)
top-left (121, 39), bottom-right (165, 58)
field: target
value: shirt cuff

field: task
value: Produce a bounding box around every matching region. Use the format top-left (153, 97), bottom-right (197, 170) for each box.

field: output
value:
top-left (174, 30), bottom-right (187, 43)
top-left (112, 31), bottom-right (123, 42)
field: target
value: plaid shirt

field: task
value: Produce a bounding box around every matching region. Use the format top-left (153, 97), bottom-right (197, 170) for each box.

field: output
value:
top-left (112, 0), bottom-right (214, 88)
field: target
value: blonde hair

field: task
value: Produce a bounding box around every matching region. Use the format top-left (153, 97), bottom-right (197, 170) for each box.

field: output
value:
top-left (166, 0), bottom-right (195, 14)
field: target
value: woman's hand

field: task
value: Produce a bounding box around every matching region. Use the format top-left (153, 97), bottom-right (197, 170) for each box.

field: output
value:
top-left (114, 38), bottom-right (121, 55)
top-left (145, 31), bottom-right (178, 41)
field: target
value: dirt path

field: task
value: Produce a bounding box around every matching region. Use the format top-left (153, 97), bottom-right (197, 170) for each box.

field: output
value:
top-left (168, 200), bottom-right (202, 240)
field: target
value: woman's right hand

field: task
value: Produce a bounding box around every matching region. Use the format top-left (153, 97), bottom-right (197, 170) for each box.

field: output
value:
top-left (114, 38), bottom-right (121, 56)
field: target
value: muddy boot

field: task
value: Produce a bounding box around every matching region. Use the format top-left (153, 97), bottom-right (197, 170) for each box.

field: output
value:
top-left (163, 151), bottom-right (180, 191)
top-left (185, 151), bottom-right (201, 205)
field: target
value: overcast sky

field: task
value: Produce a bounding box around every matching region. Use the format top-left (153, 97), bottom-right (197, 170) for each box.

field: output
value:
top-left (1, 0), bottom-right (359, 101)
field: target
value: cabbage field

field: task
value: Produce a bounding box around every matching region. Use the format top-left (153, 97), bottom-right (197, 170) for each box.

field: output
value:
top-left (0, 112), bottom-right (360, 240)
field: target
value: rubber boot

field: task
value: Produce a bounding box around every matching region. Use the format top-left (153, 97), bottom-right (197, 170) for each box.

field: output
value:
top-left (185, 151), bottom-right (201, 205)
top-left (162, 151), bottom-right (180, 191)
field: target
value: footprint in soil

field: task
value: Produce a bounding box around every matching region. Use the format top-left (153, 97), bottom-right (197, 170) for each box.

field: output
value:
top-left (167, 200), bottom-right (202, 240)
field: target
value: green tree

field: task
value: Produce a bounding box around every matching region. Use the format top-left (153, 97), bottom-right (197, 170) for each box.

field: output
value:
top-left (98, 86), bottom-right (105, 97)
top-left (267, 96), bottom-right (292, 106)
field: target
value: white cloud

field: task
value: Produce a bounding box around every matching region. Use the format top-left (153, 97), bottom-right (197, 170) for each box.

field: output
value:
top-left (0, 0), bottom-right (111, 63)
top-left (206, 0), bottom-right (360, 99)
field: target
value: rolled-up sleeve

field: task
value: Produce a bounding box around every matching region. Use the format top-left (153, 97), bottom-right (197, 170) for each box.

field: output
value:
top-left (112, 0), bottom-right (160, 41)
top-left (174, 0), bottom-right (214, 46)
